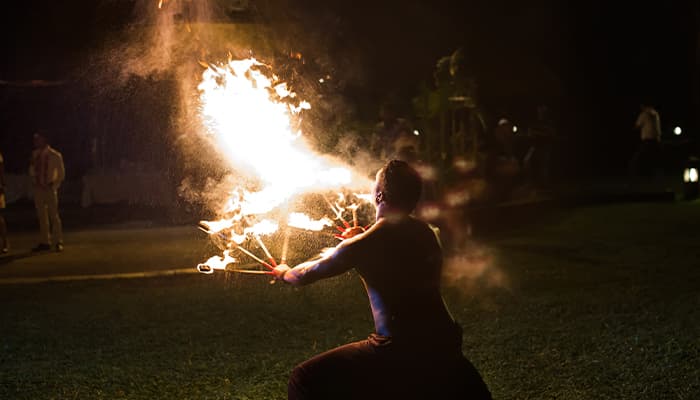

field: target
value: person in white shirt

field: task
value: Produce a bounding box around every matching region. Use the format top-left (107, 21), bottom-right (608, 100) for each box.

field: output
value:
top-left (630, 104), bottom-right (662, 177)
top-left (630, 105), bottom-right (661, 177)
top-left (635, 105), bottom-right (661, 142)
top-left (29, 132), bottom-right (65, 252)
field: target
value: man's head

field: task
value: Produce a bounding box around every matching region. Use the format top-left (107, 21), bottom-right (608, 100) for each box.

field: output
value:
top-left (373, 160), bottom-right (422, 214)
top-left (33, 131), bottom-right (48, 149)
top-left (640, 99), bottom-right (656, 110)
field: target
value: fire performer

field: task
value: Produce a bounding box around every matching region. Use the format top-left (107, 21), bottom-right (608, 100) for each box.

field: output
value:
top-left (273, 160), bottom-right (491, 399)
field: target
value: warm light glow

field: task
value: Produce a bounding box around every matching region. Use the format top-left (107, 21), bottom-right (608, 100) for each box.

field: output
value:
top-left (288, 213), bottom-right (333, 231)
top-left (198, 250), bottom-right (236, 273)
top-left (674, 126), bottom-right (682, 136)
top-left (319, 247), bottom-right (337, 259)
top-left (512, 125), bottom-right (518, 133)
top-left (196, 58), bottom-right (371, 271)
top-left (200, 219), bottom-right (235, 234)
top-left (244, 219), bottom-right (279, 236)
top-left (445, 188), bottom-right (470, 207)
top-left (413, 164), bottom-right (437, 181)
top-left (453, 158), bottom-right (477, 173)
top-left (684, 168), bottom-right (698, 183)
top-left (355, 193), bottom-right (375, 203)
top-left (418, 203), bottom-right (442, 221)
top-left (413, 129), bottom-right (420, 136)
top-left (198, 58), bottom-right (357, 216)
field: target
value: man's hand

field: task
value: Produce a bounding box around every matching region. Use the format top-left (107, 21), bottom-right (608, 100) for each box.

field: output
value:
top-left (272, 264), bottom-right (291, 282)
top-left (337, 226), bottom-right (365, 240)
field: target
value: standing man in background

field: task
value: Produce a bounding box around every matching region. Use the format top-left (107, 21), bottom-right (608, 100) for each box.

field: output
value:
top-left (29, 132), bottom-right (65, 252)
top-left (630, 104), bottom-right (662, 177)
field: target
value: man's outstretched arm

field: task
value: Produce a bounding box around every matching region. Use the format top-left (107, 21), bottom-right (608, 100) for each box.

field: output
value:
top-left (272, 229), bottom-right (370, 286)
top-left (273, 247), bottom-right (352, 286)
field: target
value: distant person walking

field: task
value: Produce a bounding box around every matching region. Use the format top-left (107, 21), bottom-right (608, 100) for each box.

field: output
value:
top-left (0, 150), bottom-right (8, 253)
top-left (524, 105), bottom-right (556, 187)
top-left (630, 104), bottom-right (661, 177)
top-left (29, 132), bottom-right (65, 252)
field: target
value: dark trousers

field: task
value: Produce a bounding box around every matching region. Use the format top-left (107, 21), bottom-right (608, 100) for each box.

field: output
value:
top-left (630, 140), bottom-right (661, 177)
top-left (288, 334), bottom-right (492, 400)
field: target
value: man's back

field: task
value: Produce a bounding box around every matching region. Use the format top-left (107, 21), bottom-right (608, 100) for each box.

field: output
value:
top-left (335, 216), bottom-right (458, 342)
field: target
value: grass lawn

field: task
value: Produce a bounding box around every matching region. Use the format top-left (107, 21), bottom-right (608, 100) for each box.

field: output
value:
top-left (1, 202), bottom-right (699, 399)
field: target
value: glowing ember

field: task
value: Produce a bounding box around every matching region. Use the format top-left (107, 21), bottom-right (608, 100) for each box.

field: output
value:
top-left (197, 250), bottom-right (236, 274)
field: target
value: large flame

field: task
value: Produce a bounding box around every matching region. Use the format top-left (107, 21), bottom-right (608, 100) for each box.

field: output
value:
top-left (197, 58), bottom-right (370, 272)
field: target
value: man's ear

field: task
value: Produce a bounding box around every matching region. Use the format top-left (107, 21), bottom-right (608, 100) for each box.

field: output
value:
top-left (375, 191), bottom-right (384, 204)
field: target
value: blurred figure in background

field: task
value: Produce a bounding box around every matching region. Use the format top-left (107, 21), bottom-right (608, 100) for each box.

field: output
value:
top-left (493, 116), bottom-right (517, 162)
top-left (29, 131), bottom-right (65, 252)
top-left (524, 105), bottom-right (556, 188)
top-left (371, 101), bottom-right (413, 161)
top-left (0, 149), bottom-right (8, 253)
top-left (630, 104), bottom-right (661, 178)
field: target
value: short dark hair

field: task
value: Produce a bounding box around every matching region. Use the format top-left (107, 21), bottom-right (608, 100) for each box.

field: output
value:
top-left (375, 160), bottom-right (422, 212)
top-left (34, 129), bottom-right (50, 142)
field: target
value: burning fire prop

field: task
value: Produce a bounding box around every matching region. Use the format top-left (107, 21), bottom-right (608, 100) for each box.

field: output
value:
top-left (194, 58), bottom-right (371, 275)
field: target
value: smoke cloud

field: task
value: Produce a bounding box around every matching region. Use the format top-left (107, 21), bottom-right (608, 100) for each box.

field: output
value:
top-left (88, 0), bottom-right (375, 216)
top-left (442, 239), bottom-right (509, 292)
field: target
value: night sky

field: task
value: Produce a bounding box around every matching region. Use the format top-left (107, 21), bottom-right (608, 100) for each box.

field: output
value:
top-left (1, 0), bottom-right (697, 175)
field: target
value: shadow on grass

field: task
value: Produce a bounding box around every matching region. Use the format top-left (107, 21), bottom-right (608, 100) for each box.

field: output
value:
top-left (0, 250), bottom-right (39, 266)
top-left (467, 201), bottom-right (571, 239)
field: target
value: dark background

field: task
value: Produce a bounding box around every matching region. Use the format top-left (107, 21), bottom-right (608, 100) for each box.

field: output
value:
top-left (1, 0), bottom-right (698, 177)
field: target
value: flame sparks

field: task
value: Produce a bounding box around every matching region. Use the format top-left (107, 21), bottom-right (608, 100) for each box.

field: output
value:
top-left (196, 58), bottom-right (371, 271)
top-left (288, 213), bottom-right (333, 231)
top-left (198, 59), bottom-right (358, 214)
top-left (244, 219), bottom-right (279, 236)
top-left (197, 250), bottom-right (236, 274)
